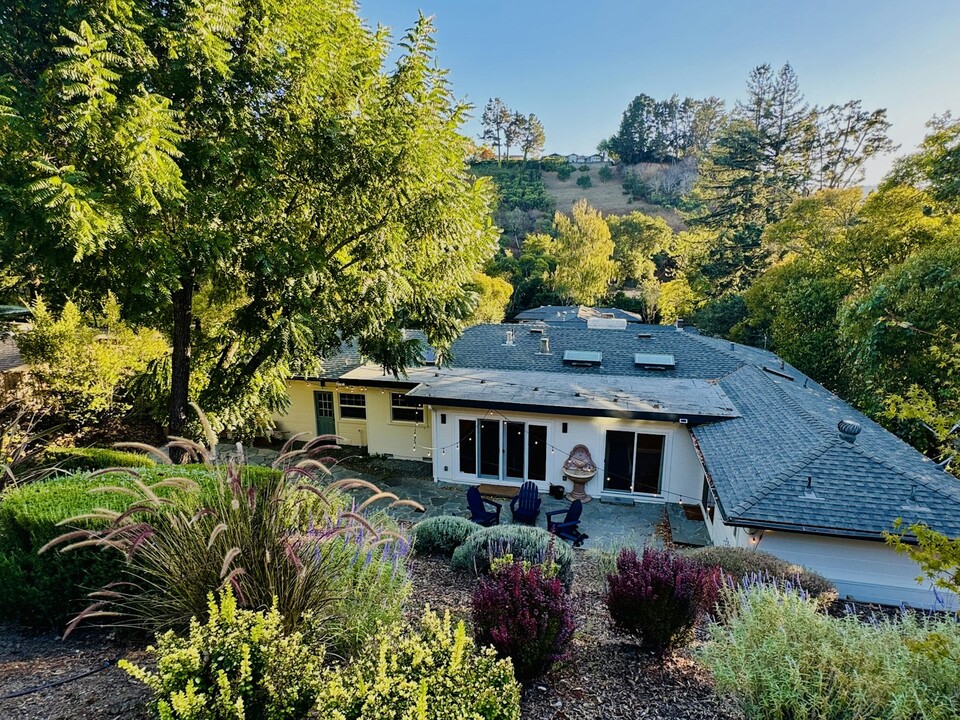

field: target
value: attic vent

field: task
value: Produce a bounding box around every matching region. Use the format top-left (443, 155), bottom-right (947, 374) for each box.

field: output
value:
top-left (422, 349), bottom-right (437, 366)
top-left (837, 419), bottom-right (862, 443)
top-left (637, 333), bottom-right (653, 339)
top-left (529, 326), bottom-right (545, 334)
top-left (563, 350), bottom-right (602, 367)
top-left (762, 366), bottom-right (794, 381)
top-left (634, 353), bottom-right (676, 370)
top-left (587, 317), bottom-right (627, 330)
top-left (600, 312), bottom-right (615, 319)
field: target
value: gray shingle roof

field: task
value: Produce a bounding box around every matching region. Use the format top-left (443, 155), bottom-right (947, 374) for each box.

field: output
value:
top-left (692, 363), bottom-right (960, 538)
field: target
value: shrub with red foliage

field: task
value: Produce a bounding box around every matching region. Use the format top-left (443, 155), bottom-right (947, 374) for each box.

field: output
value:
top-left (605, 547), bottom-right (720, 653)
top-left (472, 561), bottom-right (576, 683)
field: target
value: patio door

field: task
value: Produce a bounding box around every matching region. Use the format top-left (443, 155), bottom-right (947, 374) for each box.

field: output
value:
top-left (313, 391), bottom-right (336, 436)
top-left (603, 430), bottom-right (664, 494)
top-left (478, 419), bottom-right (501, 478)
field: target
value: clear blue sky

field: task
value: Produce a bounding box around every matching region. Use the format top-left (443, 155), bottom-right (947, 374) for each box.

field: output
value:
top-left (357, 0), bottom-right (960, 184)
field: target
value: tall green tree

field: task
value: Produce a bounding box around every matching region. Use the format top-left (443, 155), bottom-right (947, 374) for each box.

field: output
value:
top-left (481, 98), bottom-right (511, 162)
top-left (534, 200), bottom-right (617, 305)
top-left (607, 211), bottom-right (673, 286)
top-left (519, 113), bottom-right (545, 161)
top-left (0, 3), bottom-right (497, 439)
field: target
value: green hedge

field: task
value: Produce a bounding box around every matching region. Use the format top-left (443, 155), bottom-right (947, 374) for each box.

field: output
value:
top-left (46, 446), bottom-right (157, 472)
top-left (411, 515), bottom-right (479, 557)
top-left (0, 465), bottom-right (282, 628)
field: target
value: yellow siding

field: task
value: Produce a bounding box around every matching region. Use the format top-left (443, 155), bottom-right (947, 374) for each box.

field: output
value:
top-left (274, 380), bottom-right (429, 461)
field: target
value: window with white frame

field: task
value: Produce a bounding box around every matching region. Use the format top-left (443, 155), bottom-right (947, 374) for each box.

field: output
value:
top-left (339, 393), bottom-right (366, 419)
top-left (391, 393), bottom-right (424, 423)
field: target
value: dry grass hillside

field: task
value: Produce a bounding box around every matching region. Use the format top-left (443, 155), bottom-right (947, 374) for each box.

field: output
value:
top-left (541, 163), bottom-right (685, 229)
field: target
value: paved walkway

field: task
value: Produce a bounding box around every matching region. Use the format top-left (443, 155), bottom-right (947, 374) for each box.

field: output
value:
top-left (219, 444), bottom-right (709, 550)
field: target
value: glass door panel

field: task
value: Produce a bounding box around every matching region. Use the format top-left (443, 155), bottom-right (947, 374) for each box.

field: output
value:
top-left (527, 425), bottom-right (547, 481)
top-left (604, 430), bottom-right (634, 492)
top-left (478, 420), bottom-right (501, 478)
top-left (633, 434), bottom-right (664, 494)
top-left (505, 422), bottom-right (525, 479)
top-left (459, 419), bottom-right (477, 474)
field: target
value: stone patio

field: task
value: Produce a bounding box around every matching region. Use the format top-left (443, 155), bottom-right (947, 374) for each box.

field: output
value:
top-left (225, 444), bottom-right (710, 550)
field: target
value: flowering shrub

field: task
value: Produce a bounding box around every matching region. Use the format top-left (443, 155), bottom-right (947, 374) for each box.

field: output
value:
top-left (411, 515), bottom-right (479, 556)
top-left (121, 587), bottom-right (325, 720)
top-left (317, 607), bottom-right (521, 720)
top-left (700, 582), bottom-right (960, 719)
top-left (450, 524), bottom-right (574, 587)
top-left (685, 546), bottom-right (836, 601)
top-left (472, 561), bottom-right (575, 683)
top-left (606, 547), bottom-right (719, 652)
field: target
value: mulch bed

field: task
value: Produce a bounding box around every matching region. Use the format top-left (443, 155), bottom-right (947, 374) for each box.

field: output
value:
top-left (1, 553), bottom-right (741, 720)
top-left (407, 553), bottom-right (744, 720)
top-left (0, 627), bottom-right (151, 720)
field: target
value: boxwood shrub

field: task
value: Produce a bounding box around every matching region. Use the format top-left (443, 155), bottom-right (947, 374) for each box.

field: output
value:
top-left (684, 546), bottom-right (836, 600)
top-left (0, 465), bottom-right (281, 627)
top-left (451, 524), bottom-right (574, 588)
top-left (411, 515), bottom-right (479, 557)
top-left (45, 446), bottom-right (157, 472)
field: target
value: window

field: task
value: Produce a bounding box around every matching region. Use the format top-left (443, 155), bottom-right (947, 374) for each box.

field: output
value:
top-left (339, 393), bottom-right (366, 419)
top-left (391, 393), bottom-right (424, 423)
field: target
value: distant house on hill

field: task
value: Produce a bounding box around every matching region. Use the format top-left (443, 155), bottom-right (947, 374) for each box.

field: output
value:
top-left (565, 153), bottom-right (607, 164)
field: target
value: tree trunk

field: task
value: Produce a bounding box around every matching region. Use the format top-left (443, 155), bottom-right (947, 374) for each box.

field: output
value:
top-left (168, 269), bottom-right (194, 462)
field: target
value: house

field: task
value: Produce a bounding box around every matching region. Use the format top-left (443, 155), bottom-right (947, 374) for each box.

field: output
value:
top-left (511, 305), bottom-right (643, 324)
top-left (564, 153), bottom-right (607, 164)
top-left (275, 317), bottom-right (960, 609)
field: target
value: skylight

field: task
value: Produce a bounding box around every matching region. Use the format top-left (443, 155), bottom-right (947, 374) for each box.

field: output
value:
top-left (563, 350), bottom-right (602, 367)
top-left (634, 353), bottom-right (676, 370)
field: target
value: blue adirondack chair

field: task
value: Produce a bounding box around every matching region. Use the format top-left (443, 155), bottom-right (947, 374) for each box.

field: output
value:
top-left (466, 486), bottom-right (501, 526)
top-left (547, 500), bottom-right (588, 547)
top-left (510, 481), bottom-right (542, 525)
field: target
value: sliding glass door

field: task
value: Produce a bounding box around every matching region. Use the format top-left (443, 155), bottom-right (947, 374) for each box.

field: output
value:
top-left (603, 430), bottom-right (664, 495)
top-left (459, 419), bottom-right (547, 482)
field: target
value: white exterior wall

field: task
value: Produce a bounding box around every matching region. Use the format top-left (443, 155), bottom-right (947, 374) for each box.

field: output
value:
top-left (430, 406), bottom-right (702, 504)
top-left (754, 529), bottom-right (956, 610)
top-left (274, 380), bottom-right (431, 461)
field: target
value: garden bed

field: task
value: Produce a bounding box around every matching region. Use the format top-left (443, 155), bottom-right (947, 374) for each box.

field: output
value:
top-left (1, 553), bottom-right (741, 720)
top-left (406, 553), bottom-right (743, 720)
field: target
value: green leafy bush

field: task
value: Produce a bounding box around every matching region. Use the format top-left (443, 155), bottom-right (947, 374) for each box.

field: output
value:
top-left (556, 164), bottom-right (573, 181)
top-left (0, 466), bottom-right (225, 627)
top-left (317, 607), bottom-right (521, 720)
top-left (684, 546), bottom-right (836, 600)
top-left (46, 446), bottom-right (156, 472)
top-left (700, 583), bottom-right (960, 720)
top-left (576, 174), bottom-right (592, 188)
top-left (598, 165), bottom-right (613, 182)
top-left (122, 588), bottom-right (324, 720)
top-left (578, 164), bottom-right (590, 172)
top-left (411, 515), bottom-right (479, 556)
top-left (451, 524), bottom-right (574, 587)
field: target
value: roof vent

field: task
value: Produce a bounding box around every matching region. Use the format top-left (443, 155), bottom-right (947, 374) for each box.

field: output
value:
top-left (529, 326), bottom-right (545, 334)
top-left (587, 317), bottom-right (627, 330)
top-left (837, 419), bottom-right (862, 443)
top-left (563, 350), bottom-right (602, 367)
top-left (422, 349), bottom-right (437, 366)
top-left (600, 312), bottom-right (615, 319)
top-left (537, 337), bottom-right (551, 355)
top-left (637, 332), bottom-right (652, 339)
top-left (503, 330), bottom-right (515, 346)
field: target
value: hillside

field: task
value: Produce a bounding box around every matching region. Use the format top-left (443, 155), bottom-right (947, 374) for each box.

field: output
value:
top-left (541, 163), bottom-right (685, 228)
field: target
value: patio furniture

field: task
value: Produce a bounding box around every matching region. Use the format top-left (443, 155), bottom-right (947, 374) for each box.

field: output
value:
top-left (562, 444), bottom-right (597, 503)
top-left (546, 500), bottom-right (588, 547)
top-left (510, 481), bottom-right (542, 525)
top-left (467, 486), bottom-right (501, 526)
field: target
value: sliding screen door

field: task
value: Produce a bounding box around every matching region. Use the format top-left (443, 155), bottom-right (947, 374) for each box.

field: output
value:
top-left (604, 430), bottom-right (634, 492)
